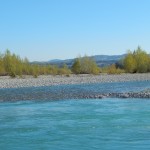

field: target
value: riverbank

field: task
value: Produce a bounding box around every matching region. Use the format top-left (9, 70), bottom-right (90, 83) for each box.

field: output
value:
top-left (0, 73), bottom-right (150, 88)
top-left (0, 77), bottom-right (150, 101)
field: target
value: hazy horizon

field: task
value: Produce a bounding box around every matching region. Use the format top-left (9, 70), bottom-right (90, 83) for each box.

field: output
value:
top-left (1, 0), bottom-right (150, 61)
top-left (33, 53), bottom-right (125, 62)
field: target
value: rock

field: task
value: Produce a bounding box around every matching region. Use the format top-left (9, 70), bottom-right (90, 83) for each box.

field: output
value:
top-left (120, 93), bottom-right (129, 98)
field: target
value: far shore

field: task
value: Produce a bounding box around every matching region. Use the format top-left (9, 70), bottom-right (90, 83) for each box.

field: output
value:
top-left (0, 73), bottom-right (150, 89)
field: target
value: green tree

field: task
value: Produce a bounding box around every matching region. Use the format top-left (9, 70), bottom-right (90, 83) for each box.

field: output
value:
top-left (3, 49), bottom-right (12, 74)
top-left (72, 56), bottom-right (100, 74)
top-left (123, 46), bottom-right (150, 73)
top-left (71, 59), bottom-right (81, 74)
top-left (107, 64), bottom-right (124, 74)
top-left (79, 56), bottom-right (100, 74)
top-left (0, 53), bottom-right (5, 75)
top-left (133, 46), bottom-right (149, 73)
top-left (124, 51), bottom-right (137, 73)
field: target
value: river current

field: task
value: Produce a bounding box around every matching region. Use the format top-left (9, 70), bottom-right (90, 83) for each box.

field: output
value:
top-left (0, 81), bottom-right (150, 149)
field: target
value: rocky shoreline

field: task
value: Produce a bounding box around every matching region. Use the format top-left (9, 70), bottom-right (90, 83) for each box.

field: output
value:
top-left (0, 90), bottom-right (150, 102)
top-left (0, 85), bottom-right (150, 102)
top-left (0, 73), bottom-right (150, 89)
top-left (0, 73), bottom-right (150, 101)
top-left (81, 91), bottom-right (150, 99)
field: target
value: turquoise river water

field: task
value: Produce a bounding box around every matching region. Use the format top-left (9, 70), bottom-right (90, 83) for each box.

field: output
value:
top-left (0, 81), bottom-right (150, 149)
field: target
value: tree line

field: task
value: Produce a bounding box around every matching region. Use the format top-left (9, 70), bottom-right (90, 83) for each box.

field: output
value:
top-left (0, 47), bottom-right (149, 78)
top-left (0, 50), bottom-right (71, 77)
top-left (72, 46), bottom-right (150, 74)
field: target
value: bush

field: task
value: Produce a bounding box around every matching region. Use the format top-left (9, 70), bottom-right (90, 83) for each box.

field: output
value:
top-left (9, 72), bottom-right (16, 78)
top-left (71, 59), bottom-right (81, 74)
top-left (103, 64), bottom-right (125, 74)
top-left (71, 56), bottom-right (100, 75)
top-left (48, 65), bottom-right (59, 75)
top-left (58, 64), bottom-right (71, 75)
top-left (123, 46), bottom-right (150, 73)
top-left (123, 51), bottom-right (137, 73)
top-left (33, 74), bottom-right (38, 78)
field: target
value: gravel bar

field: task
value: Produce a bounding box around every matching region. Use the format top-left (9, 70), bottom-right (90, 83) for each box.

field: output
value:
top-left (0, 73), bottom-right (150, 89)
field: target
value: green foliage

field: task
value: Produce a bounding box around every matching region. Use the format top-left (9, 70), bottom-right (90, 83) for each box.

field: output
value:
top-left (58, 64), bottom-right (71, 75)
top-left (9, 71), bottom-right (16, 78)
top-left (0, 47), bottom-right (150, 77)
top-left (48, 65), bottom-right (59, 75)
top-left (123, 46), bottom-right (150, 73)
top-left (0, 49), bottom-right (73, 77)
top-left (107, 64), bottom-right (125, 74)
top-left (71, 56), bottom-right (100, 75)
top-left (0, 55), bottom-right (6, 75)
top-left (134, 47), bottom-right (149, 73)
top-left (71, 59), bottom-right (81, 74)
top-left (31, 65), bottom-right (39, 78)
top-left (101, 64), bottom-right (125, 74)
top-left (123, 51), bottom-right (137, 73)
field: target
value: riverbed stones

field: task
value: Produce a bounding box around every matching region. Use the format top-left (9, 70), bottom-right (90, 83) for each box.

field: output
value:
top-left (0, 73), bottom-right (150, 89)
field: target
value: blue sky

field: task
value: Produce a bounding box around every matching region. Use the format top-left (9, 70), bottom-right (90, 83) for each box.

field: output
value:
top-left (0, 0), bottom-right (150, 61)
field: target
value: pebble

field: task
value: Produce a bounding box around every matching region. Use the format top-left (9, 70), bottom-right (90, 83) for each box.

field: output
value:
top-left (0, 73), bottom-right (150, 89)
top-left (0, 74), bottom-right (150, 99)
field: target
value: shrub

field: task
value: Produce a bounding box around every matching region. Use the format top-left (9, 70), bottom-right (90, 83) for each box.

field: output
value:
top-left (9, 71), bottom-right (16, 78)
top-left (58, 64), bottom-right (71, 75)
top-left (48, 65), bottom-right (59, 75)
top-left (123, 51), bottom-right (137, 73)
top-left (71, 59), bottom-right (81, 74)
top-left (107, 64), bottom-right (125, 74)
top-left (71, 56), bottom-right (100, 75)
top-left (123, 46), bottom-right (150, 73)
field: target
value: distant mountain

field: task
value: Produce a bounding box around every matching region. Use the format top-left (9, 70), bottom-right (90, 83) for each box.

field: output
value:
top-left (31, 54), bottom-right (126, 67)
top-left (48, 59), bottom-right (62, 63)
top-left (91, 54), bottom-right (125, 61)
top-left (91, 54), bottom-right (126, 67)
top-left (48, 54), bottom-right (126, 67)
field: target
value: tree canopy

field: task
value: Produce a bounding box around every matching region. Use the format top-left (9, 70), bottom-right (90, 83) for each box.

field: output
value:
top-left (123, 46), bottom-right (150, 73)
top-left (71, 56), bottom-right (100, 75)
